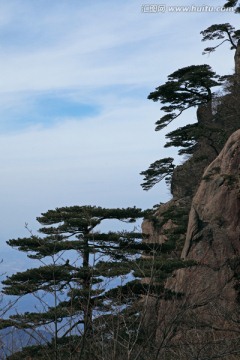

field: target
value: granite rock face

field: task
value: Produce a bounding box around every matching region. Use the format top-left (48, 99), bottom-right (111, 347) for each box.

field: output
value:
top-left (156, 130), bottom-right (240, 359)
top-left (142, 44), bottom-right (240, 359)
top-left (166, 129), bottom-right (240, 299)
top-left (182, 129), bottom-right (240, 262)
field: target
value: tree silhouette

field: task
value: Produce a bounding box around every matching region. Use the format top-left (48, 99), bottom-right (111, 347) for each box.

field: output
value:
top-left (148, 64), bottom-right (223, 131)
top-left (201, 23), bottom-right (240, 54)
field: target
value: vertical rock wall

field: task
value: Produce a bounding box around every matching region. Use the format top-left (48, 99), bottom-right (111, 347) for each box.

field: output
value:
top-left (156, 129), bottom-right (240, 359)
top-left (142, 42), bottom-right (240, 360)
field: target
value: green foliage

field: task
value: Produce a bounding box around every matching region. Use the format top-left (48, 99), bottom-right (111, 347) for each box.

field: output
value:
top-left (2, 205), bottom-right (149, 344)
top-left (148, 64), bottom-right (222, 131)
top-left (152, 204), bottom-right (189, 230)
top-left (6, 336), bottom-right (85, 360)
top-left (131, 203), bottom-right (192, 303)
top-left (133, 258), bottom-right (196, 280)
top-left (104, 278), bottom-right (180, 302)
top-left (140, 157), bottom-right (175, 191)
top-left (164, 123), bottom-right (198, 155)
top-left (140, 64), bottom-right (225, 191)
top-left (224, 0), bottom-right (240, 12)
top-left (3, 265), bottom-right (74, 295)
top-left (201, 23), bottom-right (240, 54)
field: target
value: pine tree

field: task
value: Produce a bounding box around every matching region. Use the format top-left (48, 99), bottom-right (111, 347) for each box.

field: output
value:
top-left (1, 205), bottom-right (151, 357)
top-left (148, 64), bottom-right (223, 131)
top-left (141, 64), bottom-right (224, 190)
top-left (223, 0), bottom-right (240, 12)
top-left (140, 157), bottom-right (175, 191)
top-left (200, 23), bottom-right (240, 55)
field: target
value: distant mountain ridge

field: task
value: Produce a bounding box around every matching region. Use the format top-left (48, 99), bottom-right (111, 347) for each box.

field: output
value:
top-left (0, 327), bottom-right (52, 359)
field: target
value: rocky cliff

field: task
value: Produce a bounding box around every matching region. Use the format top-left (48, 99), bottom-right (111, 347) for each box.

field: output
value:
top-left (154, 129), bottom-right (240, 360)
top-left (142, 45), bottom-right (240, 359)
top-left (181, 129), bottom-right (240, 261)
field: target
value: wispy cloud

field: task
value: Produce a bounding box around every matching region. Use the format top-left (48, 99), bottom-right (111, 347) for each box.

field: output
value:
top-left (0, 0), bottom-right (237, 264)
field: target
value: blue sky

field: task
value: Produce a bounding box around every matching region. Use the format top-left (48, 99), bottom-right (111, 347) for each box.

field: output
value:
top-left (0, 0), bottom-right (238, 275)
top-left (0, 92), bottom-right (99, 131)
